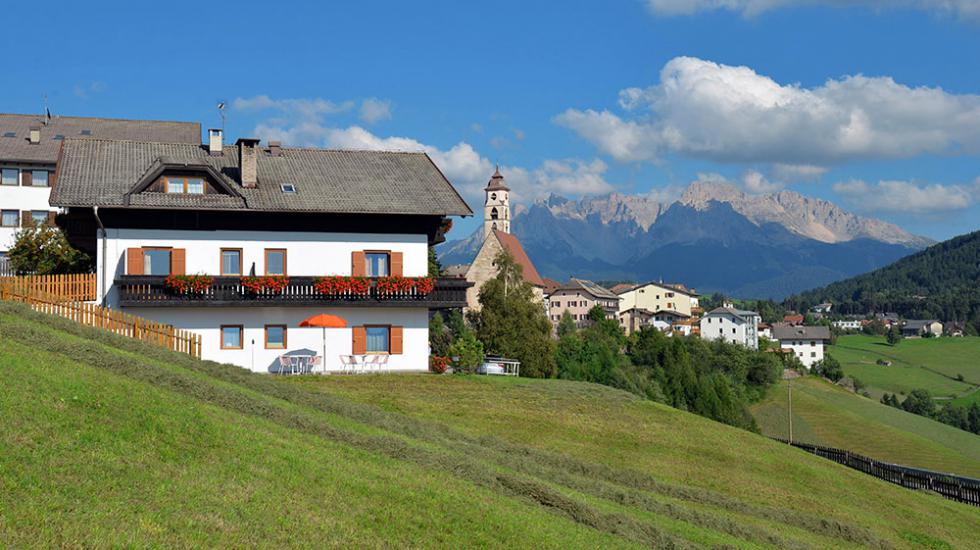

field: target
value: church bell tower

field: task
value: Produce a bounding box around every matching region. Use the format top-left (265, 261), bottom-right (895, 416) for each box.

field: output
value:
top-left (483, 166), bottom-right (510, 239)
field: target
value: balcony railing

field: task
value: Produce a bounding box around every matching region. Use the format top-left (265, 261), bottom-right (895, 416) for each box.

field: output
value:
top-left (116, 275), bottom-right (471, 309)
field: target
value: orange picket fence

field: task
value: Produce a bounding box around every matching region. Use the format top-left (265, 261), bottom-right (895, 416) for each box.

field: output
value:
top-left (0, 273), bottom-right (98, 302)
top-left (0, 280), bottom-right (201, 358)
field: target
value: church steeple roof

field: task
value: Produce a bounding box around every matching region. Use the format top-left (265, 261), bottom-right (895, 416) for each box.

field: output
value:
top-left (485, 165), bottom-right (510, 191)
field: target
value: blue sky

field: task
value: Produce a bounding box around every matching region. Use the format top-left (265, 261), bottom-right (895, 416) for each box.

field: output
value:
top-left (4, 0), bottom-right (979, 241)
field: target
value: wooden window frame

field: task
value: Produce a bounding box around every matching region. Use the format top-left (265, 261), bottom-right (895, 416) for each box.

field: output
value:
top-left (142, 246), bottom-right (173, 276)
top-left (220, 325), bottom-right (244, 350)
top-left (264, 324), bottom-right (287, 350)
top-left (0, 167), bottom-right (19, 186)
top-left (363, 250), bottom-right (391, 277)
top-left (30, 170), bottom-right (50, 187)
top-left (0, 209), bottom-right (18, 227)
top-left (220, 248), bottom-right (243, 276)
top-left (163, 175), bottom-right (208, 195)
top-left (364, 324), bottom-right (391, 355)
top-left (264, 248), bottom-right (287, 276)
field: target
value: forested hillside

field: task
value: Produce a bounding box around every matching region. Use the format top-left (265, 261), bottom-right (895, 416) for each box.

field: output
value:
top-left (786, 230), bottom-right (980, 333)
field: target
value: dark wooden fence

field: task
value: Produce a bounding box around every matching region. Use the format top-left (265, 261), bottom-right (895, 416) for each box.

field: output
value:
top-left (773, 438), bottom-right (980, 507)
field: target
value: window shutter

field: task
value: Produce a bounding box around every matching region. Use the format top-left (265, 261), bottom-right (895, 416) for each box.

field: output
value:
top-left (351, 251), bottom-right (365, 276)
top-left (172, 249), bottom-right (186, 275)
top-left (391, 326), bottom-right (403, 354)
top-left (390, 252), bottom-right (403, 277)
top-left (46, 211), bottom-right (56, 227)
top-left (21, 211), bottom-right (30, 228)
top-left (48, 170), bottom-right (56, 188)
top-left (127, 248), bottom-right (144, 275)
top-left (352, 326), bottom-right (366, 355)
top-left (21, 171), bottom-right (31, 187)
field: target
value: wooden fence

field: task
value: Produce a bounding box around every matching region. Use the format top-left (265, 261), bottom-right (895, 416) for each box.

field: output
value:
top-left (0, 273), bottom-right (98, 302)
top-left (774, 438), bottom-right (980, 507)
top-left (0, 283), bottom-right (201, 359)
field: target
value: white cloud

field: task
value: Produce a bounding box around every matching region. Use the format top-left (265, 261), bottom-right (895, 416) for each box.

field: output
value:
top-left (233, 95), bottom-right (355, 119)
top-left (771, 163), bottom-right (828, 182)
top-left (832, 177), bottom-right (980, 213)
top-left (556, 56), bottom-right (980, 166)
top-left (743, 170), bottom-right (784, 194)
top-left (645, 1), bottom-right (980, 20)
top-left (359, 98), bottom-right (392, 124)
top-left (506, 159), bottom-right (615, 201)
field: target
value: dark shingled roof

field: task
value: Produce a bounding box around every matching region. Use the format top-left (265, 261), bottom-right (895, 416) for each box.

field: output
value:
top-left (771, 325), bottom-right (832, 341)
top-left (0, 114), bottom-right (200, 164)
top-left (51, 138), bottom-right (473, 216)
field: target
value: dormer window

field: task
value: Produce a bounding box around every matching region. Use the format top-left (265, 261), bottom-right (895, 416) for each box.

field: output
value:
top-left (164, 175), bottom-right (205, 194)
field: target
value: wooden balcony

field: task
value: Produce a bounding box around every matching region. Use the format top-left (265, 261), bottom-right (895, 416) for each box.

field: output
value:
top-left (116, 276), bottom-right (470, 309)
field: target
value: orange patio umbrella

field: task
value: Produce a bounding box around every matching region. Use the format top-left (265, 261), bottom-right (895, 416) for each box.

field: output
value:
top-left (300, 314), bottom-right (348, 373)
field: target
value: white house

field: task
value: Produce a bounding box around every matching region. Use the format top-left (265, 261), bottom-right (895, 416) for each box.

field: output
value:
top-left (0, 113), bottom-right (199, 261)
top-left (832, 319), bottom-right (862, 331)
top-left (50, 131), bottom-right (472, 373)
top-left (699, 305), bottom-right (761, 349)
top-left (616, 281), bottom-right (700, 335)
top-left (771, 325), bottom-right (831, 368)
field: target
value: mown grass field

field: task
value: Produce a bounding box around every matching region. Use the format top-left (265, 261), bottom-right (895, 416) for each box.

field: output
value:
top-left (751, 377), bottom-right (980, 477)
top-left (2, 301), bottom-right (978, 549)
top-left (830, 334), bottom-right (980, 403)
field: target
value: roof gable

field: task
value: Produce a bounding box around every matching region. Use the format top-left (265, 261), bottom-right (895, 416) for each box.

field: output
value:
top-left (123, 157), bottom-right (243, 206)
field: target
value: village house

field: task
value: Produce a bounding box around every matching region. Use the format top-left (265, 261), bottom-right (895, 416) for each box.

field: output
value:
top-left (549, 278), bottom-right (619, 330)
top-left (699, 304), bottom-right (761, 349)
top-left (618, 307), bottom-right (655, 334)
top-left (616, 281), bottom-right (700, 335)
top-left (50, 130), bottom-right (471, 373)
top-left (902, 320), bottom-right (943, 338)
top-left (783, 313), bottom-right (805, 325)
top-left (454, 168), bottom-right (545, 312)
top-left (0, 113), bottom-right (200, 268)
top-left (771, 325), bottom-right (831, 369)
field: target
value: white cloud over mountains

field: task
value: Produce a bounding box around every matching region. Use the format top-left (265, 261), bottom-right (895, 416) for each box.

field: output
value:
top-left (556, 56), bottom-right (980, 166)
top-left (646, 1), bottom-right (980, 20)
top-left (832, 178), bottom-right (980, 213)
top-left (238, 96), bottom-right (613, 205)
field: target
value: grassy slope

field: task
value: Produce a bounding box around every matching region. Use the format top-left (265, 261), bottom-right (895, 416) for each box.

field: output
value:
top-left (831, 334), bottom-right (980, 403)
top-left (1, 302), bottom-right (977, 549)
top-left (751, 377), bottom-right (980, 477)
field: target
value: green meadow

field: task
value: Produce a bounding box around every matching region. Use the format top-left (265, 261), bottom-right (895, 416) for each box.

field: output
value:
top-left (1, 301), bottom-right (978, 549)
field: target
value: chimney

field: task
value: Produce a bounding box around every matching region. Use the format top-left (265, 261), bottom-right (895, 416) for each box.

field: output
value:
top-left (29, 127), bottom-right (41, 144)
top-left (208, 128), bottom-right (223, 155)
top-left (268, 140), bottom-right (282, 157)
top-left (237, 138), bottom-right (260, 188)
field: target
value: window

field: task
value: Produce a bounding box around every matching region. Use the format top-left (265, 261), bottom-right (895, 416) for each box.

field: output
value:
top-left (1, 168), bottom-right (18, 185)
top-left (365, 252), bottom-right (389, 277)
top-left (732, 328), bottom-right (736, 334)
top-left (31, 211), bottom-right (48, 225)
top-left (221, 248), bottom-right (242, 275)
top-left (1, 210), bottom-right (18, 227)
top-left (265, 249), bottom-right (286, 275)
top-left (810, 352), bottom-right (817, 358)
top-left (810, 341), bottom-right (816, 346)
top-left (265, 325), bottom-right (286, 349)
top-left (31, 170), bottom-right (49, 187)
top-left (280, 183), bottom-right (296, 194)
top-left (164, 175), bottom-right (205, 194)
top-left (365, 326), bottom-right (390, 353)
top-left (221, 325), bottom-right (243, 349)
top-left (143, 248), bottom-right (172, 276)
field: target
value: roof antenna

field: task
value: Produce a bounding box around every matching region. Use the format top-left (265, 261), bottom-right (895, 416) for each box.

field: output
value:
top-left (43, 94), bottom-right (51, 125)
top-left (216, 101), bottom-right (226, 130)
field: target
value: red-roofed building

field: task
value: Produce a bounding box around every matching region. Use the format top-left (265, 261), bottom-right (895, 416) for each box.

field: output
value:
top-left (457, 169), bottom-right (546, 311)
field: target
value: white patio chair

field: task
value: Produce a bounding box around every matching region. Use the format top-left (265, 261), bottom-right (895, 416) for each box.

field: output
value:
top-left (376, 354), bottom-right (389, 374)
top-left (365, 354), bottom-right (382, 374)
top-left (310, 356), bottom-right (323, 374)
top-left (279, 355), bottom-right (294, 375)
top-left (339, 355), bottom-right (356, 375)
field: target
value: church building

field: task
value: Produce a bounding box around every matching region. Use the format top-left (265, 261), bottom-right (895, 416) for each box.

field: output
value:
top-left (458, 168), bottom-right (545, 311)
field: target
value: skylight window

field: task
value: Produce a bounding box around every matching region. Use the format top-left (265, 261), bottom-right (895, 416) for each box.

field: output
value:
top-left (3, 132), bottom-right (15, 138)
top-left (80, 129), bottom-right (92, 136)
top-left (280, 183), bottom-right (296, 194)
top-left (53, 134), bottom-right (64, 141)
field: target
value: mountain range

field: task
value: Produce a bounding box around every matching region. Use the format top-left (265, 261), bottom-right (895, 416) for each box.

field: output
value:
top-left (439, 181), bottom-right (933, 299)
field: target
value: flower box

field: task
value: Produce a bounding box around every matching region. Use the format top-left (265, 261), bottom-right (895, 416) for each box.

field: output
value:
top-left (165, 274), bottom-right (214, 294)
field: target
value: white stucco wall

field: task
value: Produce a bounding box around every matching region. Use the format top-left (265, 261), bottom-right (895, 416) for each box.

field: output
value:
top-left (97, 228), bottom-right (428, 305)
top-left (618, 283), bottom-right (696, 317)
top-left (0, 169), bottom-right (55, 252)
top-left (779, 339), bottom-right (826, 368)
top-left (127, 306), bottom-right (429, 373)
top-left (700, 313), bottom-right (759, 349)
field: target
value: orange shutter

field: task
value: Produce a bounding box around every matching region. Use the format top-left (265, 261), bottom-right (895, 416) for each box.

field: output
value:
top-left (352, 326), bottom-right (366, 354)
top-left (390, 326), bottom-right (403, 354)
top-left (171, 249), bottom-right (186, 275)
top-left (21, 211), bottom-right (30, 228)
top-left (351, 251), bottom-right (365, 276)
top-left (127, 248), bottom-right (144, 275)
top-left (21, 171), bottom-right (32, 186)
top-left (390, 252), bottom-right (403, 277)
top-left (49, 170), bottom-right (56, 188)
top-left (46, 211), bottom-right (56, 227)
